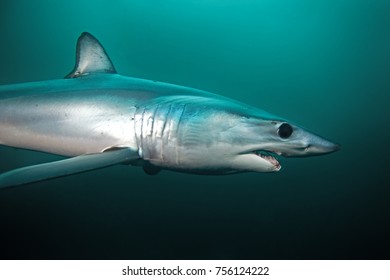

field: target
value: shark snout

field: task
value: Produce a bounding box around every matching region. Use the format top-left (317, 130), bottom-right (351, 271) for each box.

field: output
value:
top-left (298, 133), bottom-right (340, 157)
top-left (280, 131), bottom-right (340, 157)
top-left (307, 139), bottom-right (340, 155)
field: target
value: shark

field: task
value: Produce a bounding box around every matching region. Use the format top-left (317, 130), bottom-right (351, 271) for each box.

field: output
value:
top-left (0, 32), bottom-right (339, 188)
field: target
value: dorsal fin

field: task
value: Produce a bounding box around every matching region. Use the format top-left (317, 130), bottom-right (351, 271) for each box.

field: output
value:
top-left (65, 32), bottom-right (116, 78)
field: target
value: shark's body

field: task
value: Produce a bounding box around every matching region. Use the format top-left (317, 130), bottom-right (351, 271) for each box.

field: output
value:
top-left (0, 33), bottom-right (339, 188)
top-left (0, 73), bottom-right (211, 157)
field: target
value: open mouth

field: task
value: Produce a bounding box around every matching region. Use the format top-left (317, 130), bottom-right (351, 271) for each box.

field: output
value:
top-left (254, 150), bottom-right (282, 170)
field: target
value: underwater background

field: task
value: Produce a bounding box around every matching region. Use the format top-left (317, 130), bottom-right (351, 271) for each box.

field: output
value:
top-left (0, 0), bottom-right (389, 259)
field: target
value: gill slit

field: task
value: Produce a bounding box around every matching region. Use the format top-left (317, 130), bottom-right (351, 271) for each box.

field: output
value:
top-left (175, 104), bottom-right (187, 165)
top-left (161, 104), bottom-right (172, 161)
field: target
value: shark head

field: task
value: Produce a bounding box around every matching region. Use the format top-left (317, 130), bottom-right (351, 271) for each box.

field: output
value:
top-left (223, 115), bottom-right (340, 173)
top-left (139, 95), bottom-right (340, 174)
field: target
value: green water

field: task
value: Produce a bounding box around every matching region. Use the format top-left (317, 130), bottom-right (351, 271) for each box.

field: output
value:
top-left (0, 0), bottom-right (389, 259)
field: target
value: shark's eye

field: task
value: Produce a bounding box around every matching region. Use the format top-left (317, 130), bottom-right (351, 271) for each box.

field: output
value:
top-left (278, 123), bottom-right (293, 139)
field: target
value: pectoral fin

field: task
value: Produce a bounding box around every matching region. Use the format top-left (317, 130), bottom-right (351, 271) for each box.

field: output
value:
top-left (0, 148), bottom-right (138, 189)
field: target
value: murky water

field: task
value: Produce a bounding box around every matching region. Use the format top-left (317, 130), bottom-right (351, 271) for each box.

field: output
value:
top-left (0, 0), bottom-right (388, 259)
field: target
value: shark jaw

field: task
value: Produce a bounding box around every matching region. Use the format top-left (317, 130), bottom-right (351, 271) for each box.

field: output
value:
top-left (233, 149), bottom-right (282, 173)
top-left (253, 150), bottom-right (282, 171)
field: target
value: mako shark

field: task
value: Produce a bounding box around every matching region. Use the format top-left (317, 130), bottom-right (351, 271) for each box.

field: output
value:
top-left (0, 32), bottom-right (339, 188)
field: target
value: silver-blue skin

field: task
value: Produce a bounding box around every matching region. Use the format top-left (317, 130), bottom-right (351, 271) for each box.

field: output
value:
top-left (0, 32), bottom-right (339, 188)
